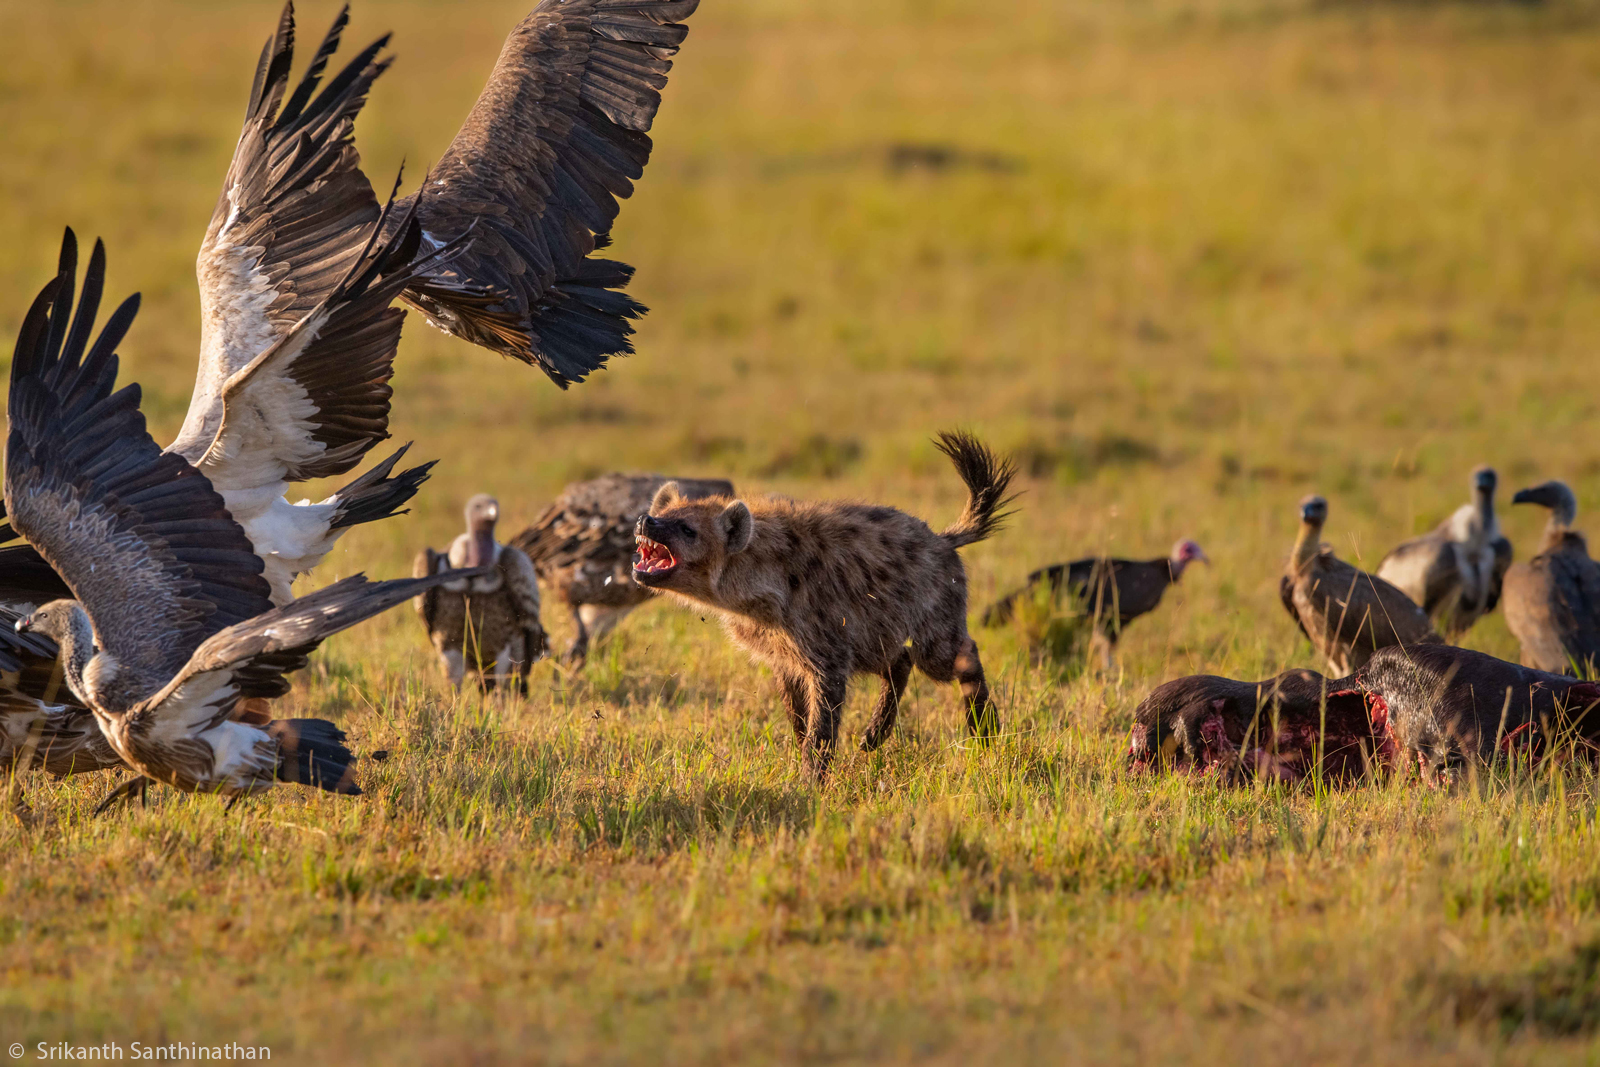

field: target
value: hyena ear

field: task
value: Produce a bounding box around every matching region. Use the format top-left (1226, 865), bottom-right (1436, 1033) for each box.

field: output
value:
top-left (650, 481), bottom-right (683, 514)
top-left (720, 501), bottom-right (753, 554)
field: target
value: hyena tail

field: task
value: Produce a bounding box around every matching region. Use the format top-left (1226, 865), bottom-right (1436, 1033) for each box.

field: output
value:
top-left (935, 431), bottom-right (1019, 549)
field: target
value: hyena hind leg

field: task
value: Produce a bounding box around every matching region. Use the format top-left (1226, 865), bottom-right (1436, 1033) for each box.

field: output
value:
top-left (954, 635), bottom-right (999, 739)
top-left (860, 648), bottom-right (913, 753)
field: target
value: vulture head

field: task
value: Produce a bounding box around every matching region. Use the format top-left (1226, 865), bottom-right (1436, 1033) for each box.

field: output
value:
top-left (633, 480), bottom-right (753, 598)
top-left (1512, 480), bottom-right (1578, 529)
top-left (1168, 539), bottom-right (1210, 579)
top-left (1473, 465), bottom-right (1497, 498)
top-left (15, 600), bottom-right (96, 683)
top-left (461, 494), bottom-right (501, 567)
top-left (1298, 495), bottom-right (1328, 529)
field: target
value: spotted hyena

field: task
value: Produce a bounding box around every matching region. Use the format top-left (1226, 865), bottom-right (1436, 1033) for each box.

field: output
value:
top-left (633, 431), bottom-right (1017, 778)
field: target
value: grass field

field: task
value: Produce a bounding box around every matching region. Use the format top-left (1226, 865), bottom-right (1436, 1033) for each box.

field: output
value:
top-left (6, 0), bottom-right (1600, 1061)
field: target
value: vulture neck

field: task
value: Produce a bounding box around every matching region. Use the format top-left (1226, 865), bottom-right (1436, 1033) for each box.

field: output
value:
top-left (47, 606), bottom-right (98, 708)
top-left (1290, 522), bottom-right (1323, 573)
top-left (462, 527), bottom-right (498, 569)
top-left (1476, 488), bottom-right (1497, 542)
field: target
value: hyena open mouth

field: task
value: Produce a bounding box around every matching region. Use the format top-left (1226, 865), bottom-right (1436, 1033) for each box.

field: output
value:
top-left (634, 535), bottom-right (678, 578)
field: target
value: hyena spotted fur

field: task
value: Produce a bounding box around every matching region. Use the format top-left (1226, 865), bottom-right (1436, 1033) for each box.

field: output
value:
top-left (633, 431), bottom-right (1017, 778)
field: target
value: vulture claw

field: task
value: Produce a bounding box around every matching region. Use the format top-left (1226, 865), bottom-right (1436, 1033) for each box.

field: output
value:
top-left (93, 775), bottom-right (150, 816)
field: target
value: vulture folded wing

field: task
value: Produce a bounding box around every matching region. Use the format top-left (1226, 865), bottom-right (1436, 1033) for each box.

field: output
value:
top-left (1485, 535), bottom-right (1514, 613)
top-left (396, 0), bottom-right (700, 385)
top-left (413, 547), bottom-right (444, 629)
top-left (5, 232), bottom-right (275, 684)
top-left (169, 4), bottom-right (392, 479)
top-left (499, 547), bottom-right (546, 659)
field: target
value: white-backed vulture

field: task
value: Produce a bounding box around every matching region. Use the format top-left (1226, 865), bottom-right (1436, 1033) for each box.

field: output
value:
top-left (415, 496), bottom-right (547, 694)
top-left (511, 473), bottom-right (735, 664)
top-left (1280, 495), bottom-right (1441, 675)
top-left (981, 540), bottom-right (1209, 669)
top-left (1376, 465), bottom-right (1513, 638)
top-left (4, 244), bottom-right (467, 803)
top-left (1502, 481), bottom-right (1600, 676)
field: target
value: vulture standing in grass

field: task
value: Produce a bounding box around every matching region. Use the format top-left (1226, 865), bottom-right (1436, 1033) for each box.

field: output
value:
top-left (1128, 667), bottom-right (1382, 784)
top-left (511, 473), bottom-right (735, 664)
top-left (415, 495), bottom-right (547, 694)
top-left (980, 540), bottom-right (1209, 670)
top-left (4, 244), bottom-right (469, 805)
top-left (1376, 465), bottom-right (1513, 638)
top-left (1281, 495), bottom-right (1440, 675)
top-left (1359, 643), bottom-right (1600, 781)
top-left (1501, 481), bottom-right (1600, 675)
top-left (150, 0), bottom-right (701, 601)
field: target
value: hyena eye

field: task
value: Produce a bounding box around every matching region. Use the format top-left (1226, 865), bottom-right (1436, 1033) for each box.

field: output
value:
top-left (682, 527), bottom-right (697, 541)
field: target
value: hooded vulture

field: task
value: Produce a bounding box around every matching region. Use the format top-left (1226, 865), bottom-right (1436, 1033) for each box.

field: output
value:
top-left (980, 540), bottom-right (1209, 669)
top-left (1501, 481), bottom-right (1600, 676)
top-left (1375, 465), bottom-right (1513, 638)
top-left (4, 238), bottom-right (469, 804)
top-left (1281, 495), bottom-right (1441, 675)
top-left (511, 472), bottom-right (735, 664)
top-left (1128, 667), bottom-right (1382, 784)
top-left (414, 495), bottom-right (547, 694)
top-left (1358, 643), bottom-right (1600, 781)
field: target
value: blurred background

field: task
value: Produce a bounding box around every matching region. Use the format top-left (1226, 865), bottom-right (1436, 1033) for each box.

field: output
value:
top-left (3, 0), bottom-right (1599, 674)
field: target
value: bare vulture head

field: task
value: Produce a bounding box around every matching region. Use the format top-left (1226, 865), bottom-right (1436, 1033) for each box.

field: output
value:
top-left (1168, 539), bottom-right (1210, 579)
top-left (464, 494), bottom-right (500, 535)
top-left (1512, 480), bottom-right (1578, 528)
top-left (1473, 465), bottom-right (1497, 497)
top-left (1298, 495), bottom-right (1329, 530)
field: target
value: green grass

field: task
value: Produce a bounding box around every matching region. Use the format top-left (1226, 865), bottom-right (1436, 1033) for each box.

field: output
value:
top-left (5, 0), bottom-right (1600, 1060)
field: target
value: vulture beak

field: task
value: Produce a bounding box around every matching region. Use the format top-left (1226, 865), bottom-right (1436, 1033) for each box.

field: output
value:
top-left (1194, 548), bottom-right (1212, 565)
top-left (14, 616), bottom-right (32, 634)
top-left (1511, 487), bottom-right (1541, 506)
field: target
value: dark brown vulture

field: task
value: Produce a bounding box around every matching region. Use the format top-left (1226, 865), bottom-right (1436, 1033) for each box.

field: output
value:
top-left (980, 540), bottom-right (1209, 669)
top-left (1128, 668), bottom-right (1382, 783)
top-left (1358, 643), bottom-right (1600, 781)
top-left (4, 241), bottom-right (469, 805)
top-left (1501, 481), bottom-right (1600, 675)
top-left (511, 473), bottom-right (735, 664)
top-left (1281, 495), bottom-right (1441, 675)
top-left (415, 495), bottom-right (548, 694)
top-left (1376, 465), bottom-right (1513, 638)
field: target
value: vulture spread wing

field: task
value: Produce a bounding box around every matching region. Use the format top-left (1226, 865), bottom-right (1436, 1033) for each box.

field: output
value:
top-left (0, 502), bottom-right (71, 608)
top-left (170, 5), bottom-right (390, 473)
top-left (131, 576), bottom-right (447, 753)
top-left (5, 233), bottom-right (276, 689)
top-left (395, 0), bottom-right (701, 385)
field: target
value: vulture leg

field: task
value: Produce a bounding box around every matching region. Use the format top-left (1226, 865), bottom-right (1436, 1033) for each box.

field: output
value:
top-left (438, 647), bottom-right (467, 691)
top-left (1090, 631), bottom-right (1117, 675)
top-left (776, 669), bottom-right (811, 744)
top-left (93, 775), bottom-right (150, 817)
top-left (565, 603), bottom-right (591, 667)
top-left (860, 649), bottom-right (914, 752)
top-left (803, 665), bottom-right (851, 781)
top-left (224, 792), bottom-right (244, 815)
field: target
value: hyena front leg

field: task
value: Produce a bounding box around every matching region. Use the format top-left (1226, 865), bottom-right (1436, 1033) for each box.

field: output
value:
top-left (860, 648), bottom-right (913, 752)
top-left (776, 669), bottom-right (812, 744)
top-left (804, 666), bottom-right (851, 781)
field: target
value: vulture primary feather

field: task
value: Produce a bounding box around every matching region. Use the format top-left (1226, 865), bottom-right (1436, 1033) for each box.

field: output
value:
top-left (415, 495), bottom-right (548, 694)
top-left (1375, 465), bottom-right (1512, 638)
top-left (4, 238), bottom-right (469, 800)
top-left (1501, 481), bottom-right (1600, 676)
top-left (1280, 495), bottom-right (1441, 675)
top-left (980, 540), bottom-right (1209, 669)
top-left (510, 472), bottom-right (735, 664)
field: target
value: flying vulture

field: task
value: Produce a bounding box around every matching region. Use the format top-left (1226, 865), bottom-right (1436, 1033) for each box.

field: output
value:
top-left (1375, 465), bottom-right (1513, 638)
top-left (1280, 495), bottom-right (1441, 675)
top-left (93, 0), bottom-right (698, 605)
top-left (1501, 480), bottom-right (1600, 676)
top-left (980, 540), bottom-right (1209, 669)
top-left (3, 237), bottom-right (468, 803)
top-left (415, 495), bottom-right (547, 694)
top-left (511, 473), bottom-right (735, 664)
top-left (1128, 667), bottom-right (1382, 783)
top-left (1358, 643), bottom-right (1600, 781)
